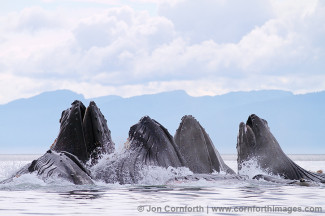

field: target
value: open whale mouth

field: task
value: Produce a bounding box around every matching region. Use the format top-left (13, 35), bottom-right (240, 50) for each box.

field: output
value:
top-left (127, 115), bottom-right (185, 168)
top-left (128, 115), bottom-right (175, 150)
top-left (236, 122), bottom-right (246, 155)
top-left (174, 115), bottom-right (235, 174)
top-left (129, 116), bottom-right (160, 146)
top-left (236, 114), bottom-right (259, 162)
top-left (51, 100), bottom-right (114, 164)
top-left (237, 114), bottom-right (274, 167)
top-left (246, 114), bottom-right (255, 129)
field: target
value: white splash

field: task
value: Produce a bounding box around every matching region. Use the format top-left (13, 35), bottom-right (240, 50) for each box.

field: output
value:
top-left (137, 166), bottom-right (193, 185)
top-left (0, 161), bottom-right (29, 180)
top-left (238, 157), bottom-right (271, 178)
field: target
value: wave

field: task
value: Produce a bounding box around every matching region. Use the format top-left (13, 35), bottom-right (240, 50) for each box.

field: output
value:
top-left (2, 154), bottom-right (325, 191)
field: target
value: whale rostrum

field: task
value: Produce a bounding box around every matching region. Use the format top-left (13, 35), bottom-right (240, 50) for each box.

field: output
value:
top-left (174, 115), bottom-right (234, 174)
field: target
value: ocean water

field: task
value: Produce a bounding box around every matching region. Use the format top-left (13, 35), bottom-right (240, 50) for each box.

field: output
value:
top-left (0, 154), bottom-right (325, 215)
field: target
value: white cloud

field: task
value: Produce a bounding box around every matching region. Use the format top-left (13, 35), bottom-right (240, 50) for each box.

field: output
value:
top-left (158, 0), bottom-right (274, 44)
top-left (0, 0), bottom-right (324, 104)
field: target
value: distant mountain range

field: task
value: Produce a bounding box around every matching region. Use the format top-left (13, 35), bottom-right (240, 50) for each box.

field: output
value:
top-left (0, 90), bottom-right (324, 154)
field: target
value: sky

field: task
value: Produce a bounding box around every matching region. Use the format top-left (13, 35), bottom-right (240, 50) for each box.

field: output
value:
top-left (0, 0), bottom-right (324, 104)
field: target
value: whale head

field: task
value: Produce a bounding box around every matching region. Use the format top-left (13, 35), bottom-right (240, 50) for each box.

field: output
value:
top-left (237, 114), bottom-right (285, 173)
top-left (52, 100), bottom-right (88, 162)
top-left (83, 101), bottom-right (115, 164)
top-left (127, 116), bottom-right (186, 168)
top-left (175, 115), bottom-right (235, 174)
top-left (51, 100), bottom-right (114, 164)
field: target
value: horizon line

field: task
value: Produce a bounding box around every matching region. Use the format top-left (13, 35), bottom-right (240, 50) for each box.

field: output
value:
top-left (1, 88), bottom-right (324, 106)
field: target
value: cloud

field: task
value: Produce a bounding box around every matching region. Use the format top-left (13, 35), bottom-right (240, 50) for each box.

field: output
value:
top-left (158, 0), bottom-right (274, 44)
top-left (0, 0), bottom-right (324, 104)
top-left (16, 7), bottom-right (63, 32)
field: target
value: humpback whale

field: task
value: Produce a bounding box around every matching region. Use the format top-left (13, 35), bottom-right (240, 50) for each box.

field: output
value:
top-left (51, 100), bottom-right (115, 164)
top-left (174, 115), bottom-right (235, 174)
top-left (237, 114), bottom-right (325, 183)
top-left (0, 150), bottom-right (93, 185)
top-left (93, 116), bottom-right (186, 184)
top-left (1, 101), bottom-right (114, 185)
